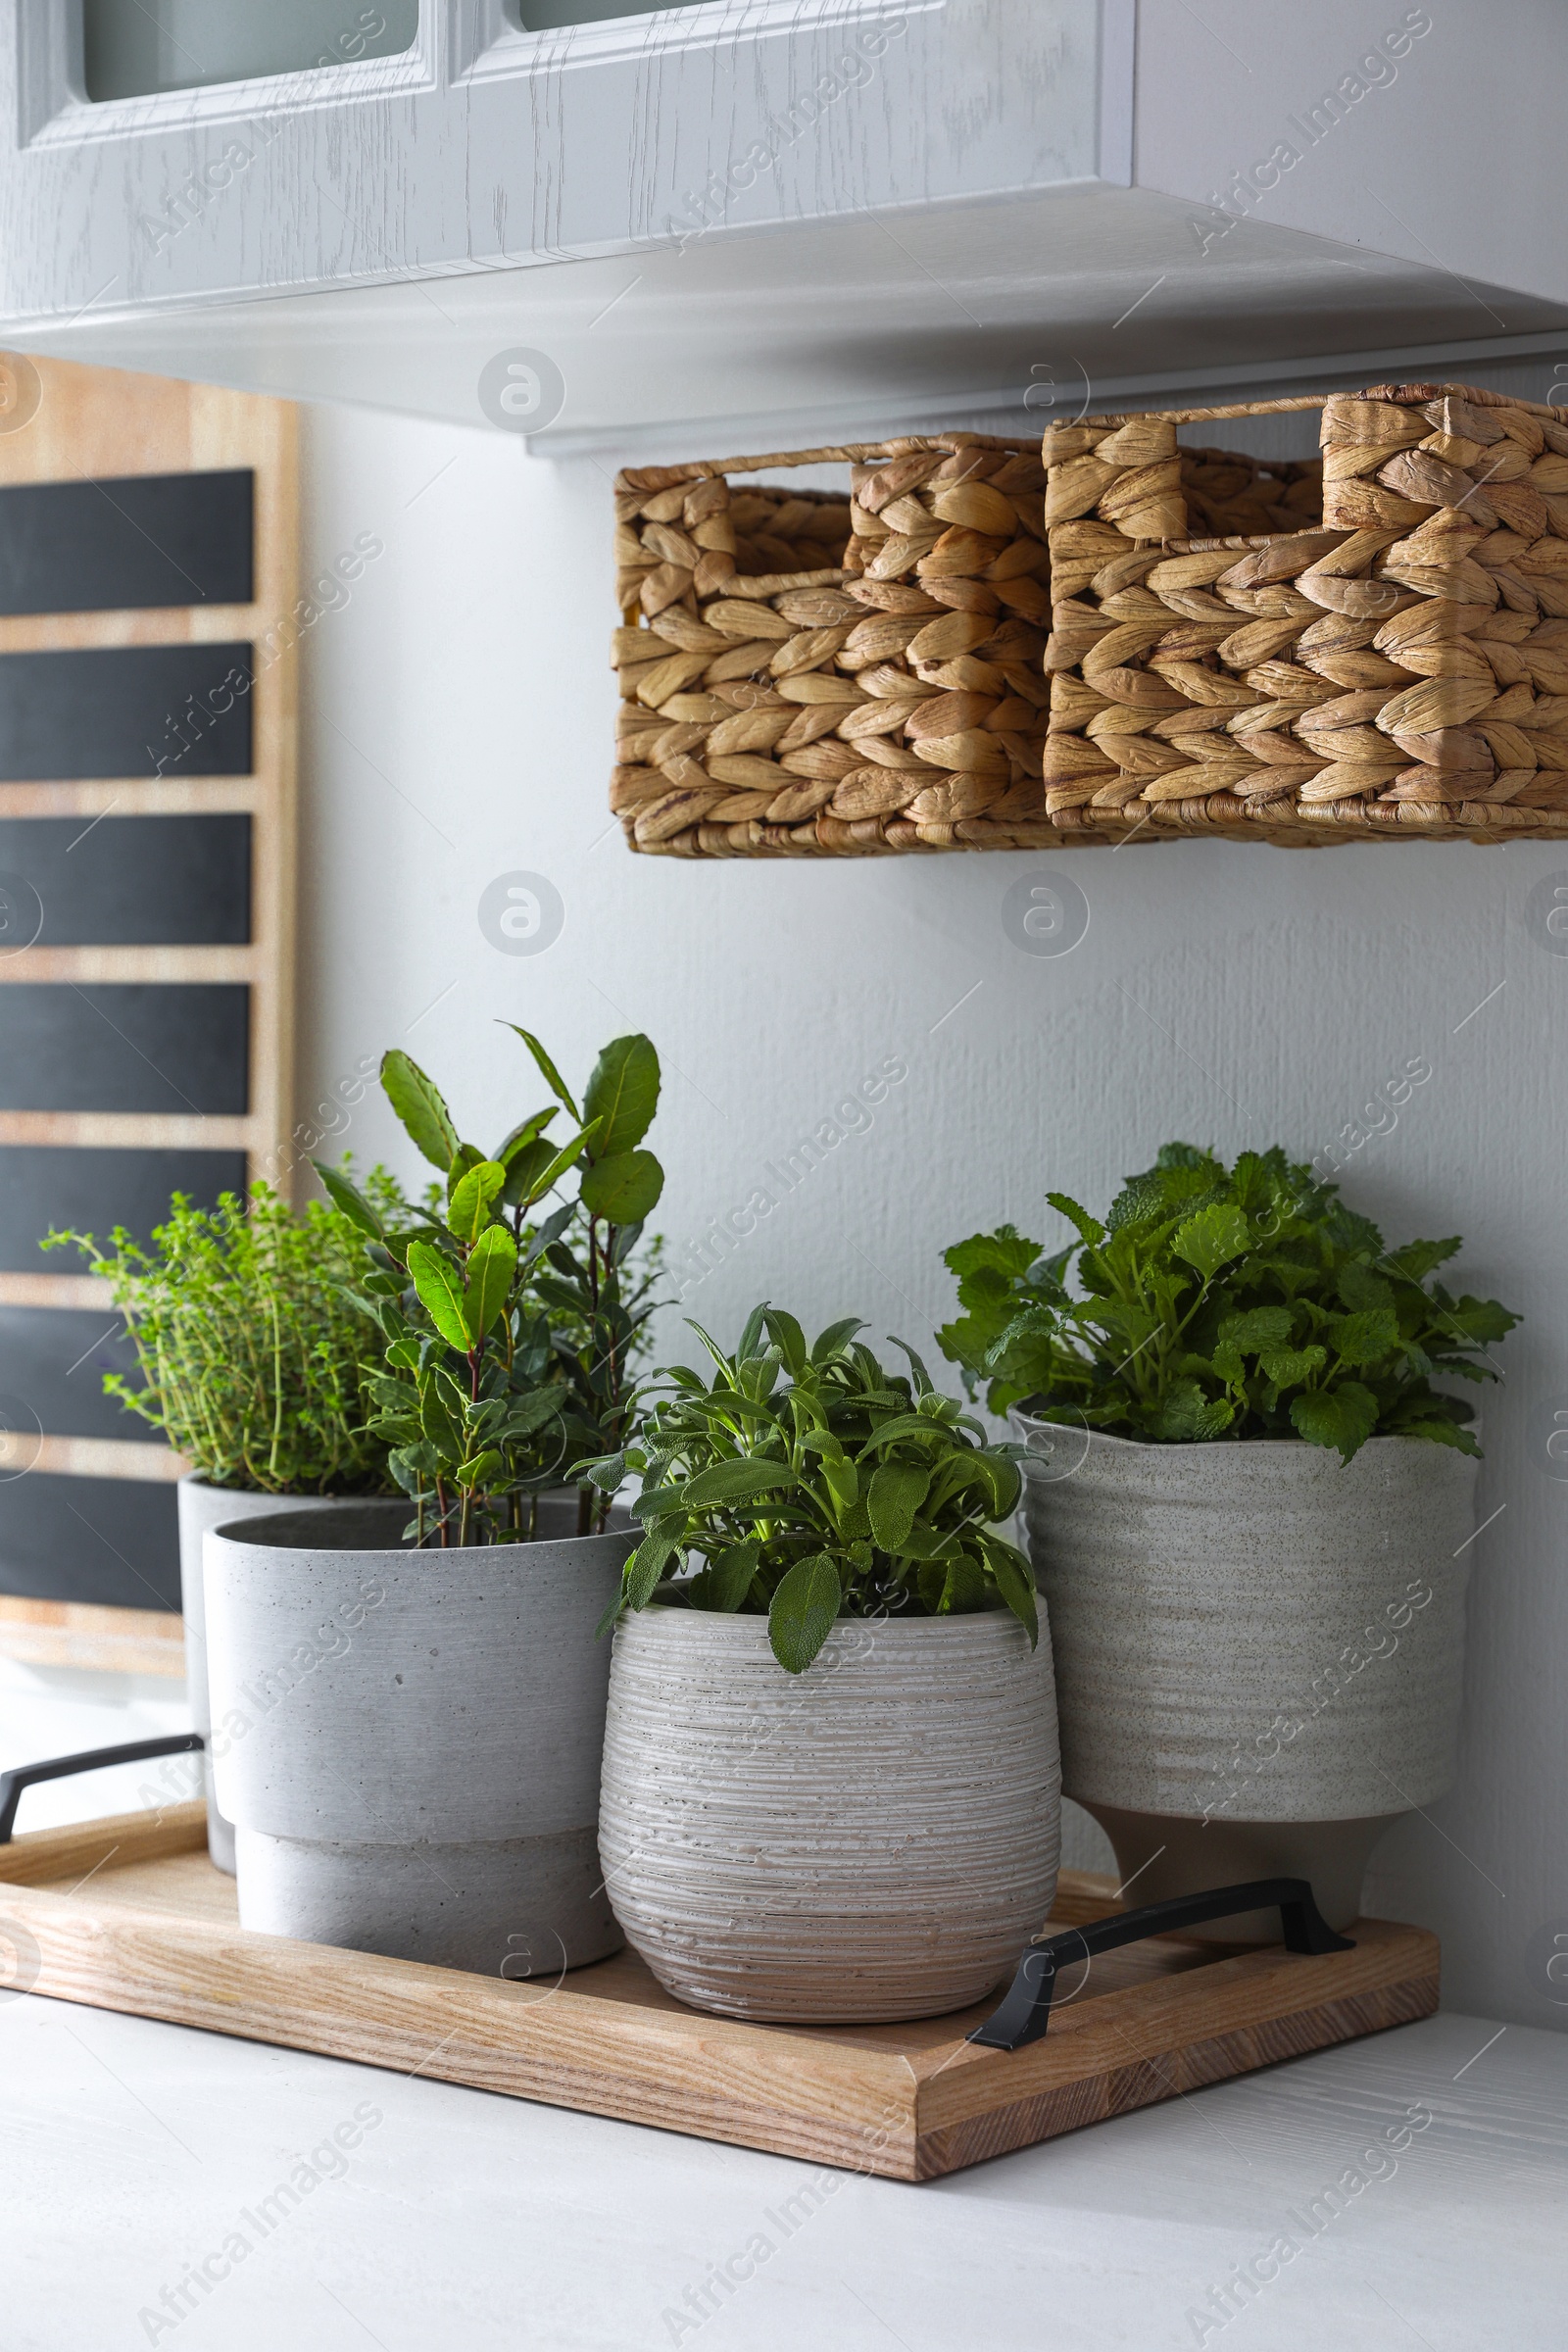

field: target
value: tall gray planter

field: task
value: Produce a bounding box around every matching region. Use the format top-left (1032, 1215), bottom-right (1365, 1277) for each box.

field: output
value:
top-left (203, 1495), bottom-right (634, 1975)
top-left (177, 1477), bottom-right (364, 1874)
top-left (1013, 1420), bottom-right (1477, 1936)
top-left (599, 1605), bottom-right (1061, 2024)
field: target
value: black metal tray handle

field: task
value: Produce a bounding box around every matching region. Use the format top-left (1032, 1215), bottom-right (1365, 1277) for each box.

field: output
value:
top-left (969, 1876), bottom-right (1356, 2050)
top-left (0, 1734), bottom-right (204, 1844)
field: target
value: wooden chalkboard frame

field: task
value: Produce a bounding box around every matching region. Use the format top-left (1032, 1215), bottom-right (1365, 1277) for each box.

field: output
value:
top-left (0, 356), bottom-right (297, 1673)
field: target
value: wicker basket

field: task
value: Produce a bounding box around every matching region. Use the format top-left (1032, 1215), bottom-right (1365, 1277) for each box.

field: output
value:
top-left (610, 388), bottom-right (1568, 856)
top-left (611, 434), bottom-right (1054, 857)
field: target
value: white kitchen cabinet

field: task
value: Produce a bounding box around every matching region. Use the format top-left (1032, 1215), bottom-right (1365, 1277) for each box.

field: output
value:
top-left (1, 2), bottom-right (1566, 450)
top-left (0, 1), bottom-right (1119, 314)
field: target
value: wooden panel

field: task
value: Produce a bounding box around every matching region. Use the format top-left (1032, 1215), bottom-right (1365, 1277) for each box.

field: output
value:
top-left (0, 1470), bottom-right (181, 1609)
top-left (0, 642), bottom-right (253, 780)
top-left (0, 358), bottom-right (295, 1636)
top-left (0, 1827), bottom-right (1441, 2182)
top-left (0, 812), bottom-right (251, 945)
top-left (0, 1593), bottom-right (183, 1675)
top-left (0, 984), bottom-right (250, 1113)
top-left (0, 1303), bottom-right (146, 1445)
top-left (0, 1142), bottom-right (249, 1270)
top-left (0, 469), bottom-right (253, 614)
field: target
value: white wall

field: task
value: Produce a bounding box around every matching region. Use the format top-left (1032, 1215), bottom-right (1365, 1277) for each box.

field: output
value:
top-left (296, 401), bottom-right (1568, 2033)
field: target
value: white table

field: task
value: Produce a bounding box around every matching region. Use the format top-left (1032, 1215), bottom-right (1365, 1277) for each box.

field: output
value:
top-left (4, 1987), bottom-right (1563, 2351)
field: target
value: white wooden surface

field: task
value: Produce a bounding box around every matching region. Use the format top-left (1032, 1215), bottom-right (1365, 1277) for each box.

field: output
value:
top-left (4, 3), bottom-right (1567, 444)
top-left (1, 1991), bottom-right (1561, 2347)
top-left (0, 0), bottom-right (1107, 313)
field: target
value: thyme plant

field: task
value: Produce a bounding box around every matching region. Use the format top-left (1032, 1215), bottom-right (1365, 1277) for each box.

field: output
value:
top-left (48, 1170), bottom-right (411, 1493)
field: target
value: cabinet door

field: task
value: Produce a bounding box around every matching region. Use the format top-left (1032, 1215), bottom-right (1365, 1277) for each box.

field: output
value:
top-left (0, 1), bottom-right (1123, 324)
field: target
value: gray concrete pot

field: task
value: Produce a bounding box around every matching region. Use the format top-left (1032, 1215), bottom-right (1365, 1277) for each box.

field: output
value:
top-left (204, 1495), bottom-right (634, 1975)
top-left (178, 1477), bottom-right (366, 1874)
top-left (599, 1604), bottom-right (1061, 2024)
top-left (1013, 1418), bottom-right (1478, 1936)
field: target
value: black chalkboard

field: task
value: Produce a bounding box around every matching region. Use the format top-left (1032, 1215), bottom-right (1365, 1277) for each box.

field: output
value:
top-left (0, 470), bottom-right (253, 615)
top-left (0, 814), bottom-right (251, 946)
top-left (0, 1474), bottom-right (178, 1611)
top-left (0, 1147), bottom-right (249, 1271)
top-left (0, 643), bottom-right (253, 780)
top-left (0, 1304), bottom-right (150, 1446)
top-left (0, 986), bottom-right (250, 1113)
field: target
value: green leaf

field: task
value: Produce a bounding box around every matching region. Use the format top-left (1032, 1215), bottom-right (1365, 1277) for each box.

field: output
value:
top-left (600, 1525), bottom-right (681, 1636)
top-left (580, 1450), bottom-right (627, 1492)
top-left (583, 1034), bottom-right (661, 1159)
top-left (1257, 1345), bottom-right (1327, 1390)
top-left (767, 1553), bottom-right (842, 1674)
top-left (516, 1121), bottom-right (602, 1210)
top-left (447, 1159), bottom-right (508, 1244)
top-left (983, 1539), bottom-right (1038, 1645)
top-left (1337, 1260), bottom-right (1394, 1313)
top-left (705, 1541), bottom-right (760, 1611)
top-left (1328, 1307), bottom-right (1399, 1366)
top-left (494, 1105), bottom-right (558, 1165)
top-left (1046, 1191), bottom-right (1105, 1247)
top-left (456, 1448), bottom-right (503, 1489)
top-left (943, 1227), bottom-right (1040, 1285)
top-left (1290, 1380), bottom-right (1378, 1463)
top-left (810, 1315), bottom-right (864, 1364)
top-left (579, 1149), bottom-right (663, 1225)
top-left (680, 1459), bottom-right (789, 1507)
top-left (504, 1025), bottom-right (580, 1119)
top-left (464, 1223), bottom-right (516, 1343)
top-left (867, 1459), bottom-right (930, 1550)
top-left (406, 1239), bottom-right (471, 1352)
top-left (1149, 1381), bottom-right (1234, 1442)
top-left (313, 1160), bottom-right (383, 1238)
top-left (1171, 1203), bottom-right (1252, 1282)
top-left (1218, 1305), bottom-right (1294, 1352)
top-left (380, 1051), bottom-right (459, 1171)
top-left (1383, 1237), bottom-right (1461, 1284)
top-left (761, 1307), bottom-right (808, 1377)
top-left (937, 1557), bottom-right (987, 1614)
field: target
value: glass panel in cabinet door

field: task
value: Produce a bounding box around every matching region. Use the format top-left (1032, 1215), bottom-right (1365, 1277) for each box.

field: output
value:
top-left (82, 1), bottom-right (419, 101)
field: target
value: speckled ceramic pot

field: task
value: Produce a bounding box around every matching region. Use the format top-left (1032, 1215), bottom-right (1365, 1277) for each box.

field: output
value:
top-left (598, 1604), bottom-right (1061, 2024)
top-left (177, 1478), bottom-right (362, 1875)
top-left (205, 1496), bottom-right (634, 1976)
top-left (1013, 1421), bottom-right (1477, 1937)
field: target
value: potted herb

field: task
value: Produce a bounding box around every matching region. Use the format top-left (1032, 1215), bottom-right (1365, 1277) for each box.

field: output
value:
top-left (49, 1173), bottom-right (411, 1873)
top-left (940, 1144), bottom-right (1520, 1935)
top-left (595, 1306), bottom-right (1061, 2023)
top-left (201, 1029), bottom-right (662, 1977)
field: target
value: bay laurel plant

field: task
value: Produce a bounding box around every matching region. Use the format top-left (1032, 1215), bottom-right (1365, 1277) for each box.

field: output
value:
top-left (599, 1305), bottom-right (1038, 1674)
top-left (48, 1172), bottom-right (411, 1494)
top-left (939, 1142), bottom-right (1519, 1465)
top-left (322, 1028), bottom-right (664, 1546)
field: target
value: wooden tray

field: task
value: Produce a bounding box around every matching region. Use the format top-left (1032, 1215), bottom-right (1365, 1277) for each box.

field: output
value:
top-left (0, 1804), bottom-right (1439, 2181)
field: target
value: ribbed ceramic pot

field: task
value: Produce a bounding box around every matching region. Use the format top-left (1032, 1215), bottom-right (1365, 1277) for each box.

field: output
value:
top-left (204, 1495), bottom-right (634, 1976)
top-left (1013, 1419), bottom-right (1478, 1936)
top-left (177, 1477), bottom-right (365, 1874)
top-left (599, 1604), bottom-right (1061, 2024)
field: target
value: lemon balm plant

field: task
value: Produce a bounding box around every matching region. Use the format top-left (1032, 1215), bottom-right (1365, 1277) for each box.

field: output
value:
top-left (938, 1143), bottom-right (1518, 1464)
top-left (937, 1142), bottom-right (1521, 1934)
top-left (322, 1027), bottom-right (665, 1545)
top-left (600, 1305), bottom-right (1037, 1673)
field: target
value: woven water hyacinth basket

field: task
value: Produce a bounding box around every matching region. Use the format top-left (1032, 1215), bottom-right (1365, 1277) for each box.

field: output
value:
top-left (609, 389), bottom-right (1568, 857)
top-left (611, 434), bottom-right (1055, 857)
